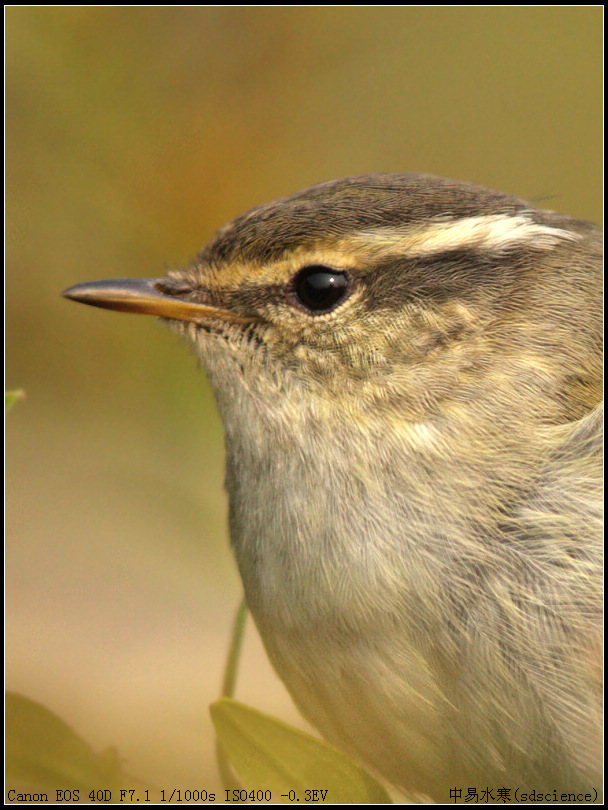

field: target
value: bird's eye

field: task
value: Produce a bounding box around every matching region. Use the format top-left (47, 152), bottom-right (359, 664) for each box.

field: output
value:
top-left (290, 266), bottom-right (350, 313)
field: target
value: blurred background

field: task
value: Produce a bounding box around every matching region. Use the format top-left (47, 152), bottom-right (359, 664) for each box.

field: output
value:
top-left (6, 6), bottom-right (602, 795)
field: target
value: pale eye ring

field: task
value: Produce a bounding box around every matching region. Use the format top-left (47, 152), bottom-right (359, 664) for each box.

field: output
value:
top-left (289, 265), bottom-right (350, 313)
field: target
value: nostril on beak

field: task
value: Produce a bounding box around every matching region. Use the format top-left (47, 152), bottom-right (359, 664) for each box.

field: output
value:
top-left (154, 279), bottom-right (193, 297)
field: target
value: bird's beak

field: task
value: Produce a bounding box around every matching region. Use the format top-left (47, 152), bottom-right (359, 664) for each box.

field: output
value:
top-left (62, 278), bottom-right (253, 324)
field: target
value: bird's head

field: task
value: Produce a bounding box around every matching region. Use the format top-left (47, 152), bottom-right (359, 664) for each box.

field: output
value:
top-left (63, 174), bottom-right (602, 430)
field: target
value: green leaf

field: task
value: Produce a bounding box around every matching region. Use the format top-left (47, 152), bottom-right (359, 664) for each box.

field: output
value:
top-left (210, 697), bottom-right (392, 804)
top-left (5, 389), bottom-right (25, 412)
top-left (5, 692), bottom-right (123, 792)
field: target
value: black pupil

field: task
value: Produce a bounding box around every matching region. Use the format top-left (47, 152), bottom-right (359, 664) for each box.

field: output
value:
top-left (293, 266), bottom-right (349, 312)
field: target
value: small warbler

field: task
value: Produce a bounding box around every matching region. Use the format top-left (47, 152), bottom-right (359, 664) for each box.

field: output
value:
top-left (64, 174), bottom-right (602, 801)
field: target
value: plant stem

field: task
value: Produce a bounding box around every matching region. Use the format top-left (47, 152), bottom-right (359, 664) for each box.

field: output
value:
top-left (221, 598), bottom-right (248, 698)
top-left (215, 597), bottom-right (248, 789)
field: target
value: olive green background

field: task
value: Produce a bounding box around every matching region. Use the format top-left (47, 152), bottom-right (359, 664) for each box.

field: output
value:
top-left (6, 7), bottom-right (602, 793)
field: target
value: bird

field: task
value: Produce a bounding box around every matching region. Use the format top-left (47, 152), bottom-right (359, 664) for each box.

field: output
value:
top-left (63, 174), bottom-right (602, 802)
